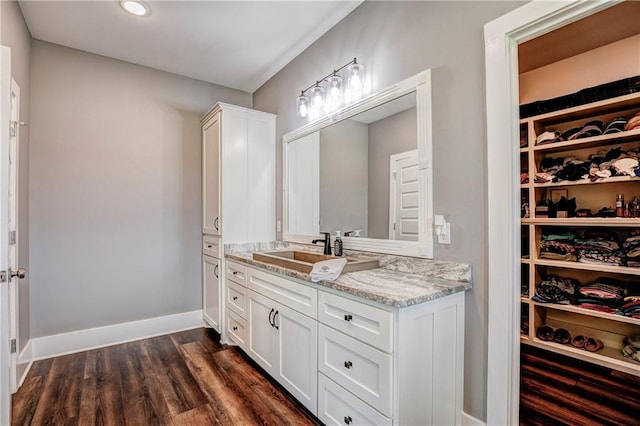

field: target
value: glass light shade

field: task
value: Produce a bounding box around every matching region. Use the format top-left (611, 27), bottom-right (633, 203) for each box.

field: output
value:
top-left (296, 93), bottom-right (309, 118)
top-left (309, 85), bottom-right (325, 120)
top-left (346, 62), bottom-right (365, 101)
top-left (325, 74), bottom-right (343, 113)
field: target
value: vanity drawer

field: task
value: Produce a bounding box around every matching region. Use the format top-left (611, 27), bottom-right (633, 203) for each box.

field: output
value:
top-left (318, 291), bottom-right (393, 352)
top-left (226, 260), bottom-right (247, 286)
top-left (226, 308), bottom-right (247, 350)
top-left (318, 324), bottom-right (392, 417)
top-left (247, 267), bottom-right (317, 318)
top-left (202, 235), bottom-right (221, 258)
top-left (318, 373), bottom-right (391, 426)
top-left (226, 279), bottom-right (247, 318)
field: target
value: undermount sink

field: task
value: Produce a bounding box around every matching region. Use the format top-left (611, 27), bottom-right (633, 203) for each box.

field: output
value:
top-left (252, 250), bottom-right (379, 274)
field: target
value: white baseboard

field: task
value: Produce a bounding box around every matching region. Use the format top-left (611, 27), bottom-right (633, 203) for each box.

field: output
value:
top-left (30, 310), bottom-right (203, 361)
top-left (462, 411), bottom-right (486, 426)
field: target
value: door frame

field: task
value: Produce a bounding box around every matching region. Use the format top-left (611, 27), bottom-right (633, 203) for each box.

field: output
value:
top-left (0, 45), bottom-right (12, 426)
top-left (484, 1), bottom-right (621, 424)
top-left (8, 77), bottom-right (20, 394)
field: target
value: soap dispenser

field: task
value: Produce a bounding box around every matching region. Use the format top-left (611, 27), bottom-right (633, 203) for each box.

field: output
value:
top-left (334, 231), bottom-right (343, 256)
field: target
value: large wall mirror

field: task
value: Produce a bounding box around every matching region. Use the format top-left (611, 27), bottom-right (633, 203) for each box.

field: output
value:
top-left (283, 70), bottom-right (433, 258)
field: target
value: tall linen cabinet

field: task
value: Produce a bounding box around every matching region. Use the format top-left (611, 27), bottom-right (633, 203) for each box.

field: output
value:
top-left (201, 102), bottom-right (276, 337)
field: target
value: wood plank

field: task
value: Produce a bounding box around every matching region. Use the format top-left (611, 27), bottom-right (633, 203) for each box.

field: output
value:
top-left (521, 375), bottom-right (638, 425)
top-left (144, 335), bottom-right (208, 417)
top-left (11, 376), bottom-right (45, 425)
top-left (79, 346), bottom-right (126, 426)
top-left (179, 342), bottom-right (258, 425)
top-left (116, 341), bottom-right (171, 425)
top-left (171, 404), bottom-right (221, 425)
top-left (30, 352), bottom-right (86, 425)
top-left (29, 357), bottom-right (54, 378)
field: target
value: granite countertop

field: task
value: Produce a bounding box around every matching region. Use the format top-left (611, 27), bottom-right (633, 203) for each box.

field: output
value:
top-left (224, 242), bottom-right (472, 308)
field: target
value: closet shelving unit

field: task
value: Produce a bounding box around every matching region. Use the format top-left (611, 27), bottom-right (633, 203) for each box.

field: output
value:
top-left (520, 91), bottom-right (640, 376)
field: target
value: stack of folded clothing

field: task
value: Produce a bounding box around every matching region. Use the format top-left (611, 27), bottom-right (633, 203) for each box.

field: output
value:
top-left (533, 275), bottom-right (579, 305)
top-left (534, 146), bottom-right (640, 184)
top-left (623, 230), bottom-right (640, 267)
top-left (618, 300), bottom-right (640, 319)
top-left (577, 277), bottom-right (626, 314)
top-left (622, 334), bottom-right (640, 363)
top-left (539, 231), bottom-right (576, 261)
top-left (574, 229), bottom-right (624, 266)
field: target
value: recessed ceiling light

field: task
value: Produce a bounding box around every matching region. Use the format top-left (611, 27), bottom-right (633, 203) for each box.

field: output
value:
top-left (120, 0), bottom-right (150, 17)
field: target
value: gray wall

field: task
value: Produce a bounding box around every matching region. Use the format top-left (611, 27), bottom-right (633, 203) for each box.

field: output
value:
top-left (319, 120), bottom-right (368, 236)
top-left (1, 0), bottom-right (31, 355)
top-left (252, 1), bottom-right (524, 420)
top-left (368, 107), bottom-right (416, 239)
top-left (29, 41), bottom-right (251, 337)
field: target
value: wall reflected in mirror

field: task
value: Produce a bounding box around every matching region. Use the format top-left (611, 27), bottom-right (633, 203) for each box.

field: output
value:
top-left (287, 92), bottom-right (418, 241)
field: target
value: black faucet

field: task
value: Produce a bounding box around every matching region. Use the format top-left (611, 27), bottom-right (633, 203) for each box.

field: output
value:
top-left (312, 232), bottom-right (332, 255)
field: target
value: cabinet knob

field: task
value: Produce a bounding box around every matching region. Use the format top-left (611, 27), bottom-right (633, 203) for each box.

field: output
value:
top-left (344, 314), bottom-right (353, 322)
top-left (232, 271), bottom-right (238, 275)
top-left (344, 360), bottom-right (353, 369)
top-left (206, 244), bottom-right (213, 249)
top-left (344, 415), bottom-right (352, 424)
top-left (232, 326), bottom-right (238, 331)
top-left (232, 296), bottom-right (238, 301)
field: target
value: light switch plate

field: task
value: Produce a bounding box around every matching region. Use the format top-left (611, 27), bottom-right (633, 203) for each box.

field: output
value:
top-left (437, 222), bottom-right (451, 244)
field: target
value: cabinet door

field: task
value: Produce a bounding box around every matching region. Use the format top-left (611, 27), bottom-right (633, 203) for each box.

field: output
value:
top-left (202, 255), bottom-right (221, 331)
top-left (202, 113), bottom-right (221, 235)
top-left (274, 304), bottom-right (318, 414)
top-left (247, 290), bottom-right (276, 373)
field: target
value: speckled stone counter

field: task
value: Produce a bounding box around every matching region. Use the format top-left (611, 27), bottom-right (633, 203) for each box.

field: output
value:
top-left (224, 242), bottom-right (472, 308)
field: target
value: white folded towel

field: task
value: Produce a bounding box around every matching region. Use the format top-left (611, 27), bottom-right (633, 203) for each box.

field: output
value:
top-left (310, 258), bottom-right (348, 283)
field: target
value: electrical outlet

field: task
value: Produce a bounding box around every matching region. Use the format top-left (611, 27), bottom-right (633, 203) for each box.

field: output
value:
top-left (437, 222), bottom-right (451, 244)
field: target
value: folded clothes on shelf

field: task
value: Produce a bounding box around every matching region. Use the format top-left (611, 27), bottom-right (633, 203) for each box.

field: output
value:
top-left (624, 230), bottom-right (640, 267)
top-left (533, 275), bottom-right (579, 304)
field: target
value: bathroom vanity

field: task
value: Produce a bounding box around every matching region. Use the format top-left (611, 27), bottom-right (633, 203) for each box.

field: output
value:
top-left (223, 243), bottom-right (471, 426)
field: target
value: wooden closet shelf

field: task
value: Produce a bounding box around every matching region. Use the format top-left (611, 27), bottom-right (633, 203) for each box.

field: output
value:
top-left (532, 301), bottom-right (640, 326)
top-left (532, 258), bottom-right (640, 276)
top-left (522, 218), bottom-right (640, 226)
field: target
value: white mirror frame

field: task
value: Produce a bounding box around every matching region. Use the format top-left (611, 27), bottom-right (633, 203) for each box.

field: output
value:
top-left (283, 69), bottom-right (433, 258)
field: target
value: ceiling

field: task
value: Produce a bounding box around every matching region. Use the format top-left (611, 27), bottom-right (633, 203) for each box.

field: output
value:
top-left (18, 1), bottom-right (363, 93)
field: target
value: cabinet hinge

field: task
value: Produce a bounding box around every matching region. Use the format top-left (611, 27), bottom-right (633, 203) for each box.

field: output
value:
top-left (9, 230), bottom-right (16, 245)
top-left (0, 271), bottom-right (6, 283)
top-left (10, 339), bottom-right (16, 354)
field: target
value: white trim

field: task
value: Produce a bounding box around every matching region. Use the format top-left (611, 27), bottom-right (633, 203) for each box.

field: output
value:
top-left (283, 69), bottom-right (434, 258)
top-left (29, 310), bottom-right (203, 361)
top-left (484, 1), bottom-right (619, 424)
top-left (462, 411), bottom-right (485, 426)
top-left (16, 340), bottom-right (32, 389)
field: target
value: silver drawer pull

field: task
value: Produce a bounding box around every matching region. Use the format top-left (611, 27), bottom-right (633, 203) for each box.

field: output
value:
top-left (344, 415), bottom-right (352, 424)
top-left (232, 296), bottom-right (238, 301)
top-left (344, 314), bottom-right (353, 321)
top-left (344, 360), bottom-right (353, 369)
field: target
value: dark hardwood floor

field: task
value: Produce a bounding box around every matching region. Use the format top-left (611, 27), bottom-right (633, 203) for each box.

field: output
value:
top-left (12, 328), bottom-right (320, 425)
top-left (520, 344), bottom-right (640, 426)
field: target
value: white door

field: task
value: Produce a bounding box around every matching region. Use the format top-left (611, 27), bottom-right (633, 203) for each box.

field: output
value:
top-left (202, 255), bottom-right (220, 332)
top-left (286, 132), bottom-right (319, 235)
top-left (0, 45), bottom-right (13, 426)
top-left (275, 303), bottom-right (317, 414)
top-left (202, 113), bottom-right (220, 235)
top-left (247, 290), bottom-right (276, 373)
top-left (389, 150), bottom-right (419, 241)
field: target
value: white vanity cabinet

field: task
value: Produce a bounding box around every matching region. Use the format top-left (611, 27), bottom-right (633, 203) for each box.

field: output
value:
top-left (245, 267), bottom-right (318, 414)
top-left (231, 261), bottom-right (466, 425)
top-left (200, 103), bottom-right (275, 333)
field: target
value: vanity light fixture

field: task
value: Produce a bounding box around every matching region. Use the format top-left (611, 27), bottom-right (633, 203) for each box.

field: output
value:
top-left (120, 0), bottom-right (150, 16)
top-left (296, 58), bottom-right (366, 119)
